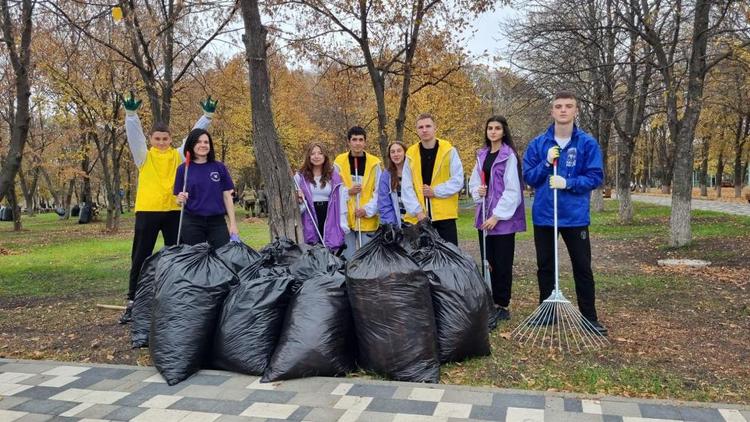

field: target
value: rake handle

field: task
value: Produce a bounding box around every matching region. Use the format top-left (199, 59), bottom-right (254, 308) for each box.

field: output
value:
top-left (553, 158), bottom-right (559, 292)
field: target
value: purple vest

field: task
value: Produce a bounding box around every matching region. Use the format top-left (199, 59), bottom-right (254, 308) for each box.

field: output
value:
top-left (475, 144), bottom-right (527, 235)
top-left (296, 170), bottom-right (346, 250)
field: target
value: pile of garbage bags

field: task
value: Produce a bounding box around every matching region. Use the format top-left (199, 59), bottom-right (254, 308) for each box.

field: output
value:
top-left (130, 222), bottom-right (491, 386)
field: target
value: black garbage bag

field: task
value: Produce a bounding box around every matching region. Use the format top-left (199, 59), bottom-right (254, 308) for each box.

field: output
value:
top-left (150, 243), bottom-right (236, 385)
top-left (238, 237), bottom-right (303, 281)
top-left (78, 203), bottom-right (93, 224)
top-left (212, 266), bottom-right (294, 375)
top-left (289, 244), bottom-right (345, 278)
top-left (346, 225), bottom-right (440, 383)
top-left (410, 221), bottom-right (491, 363)
top-left (1, 206), bottom-right (14, 221)
top-left (71, 204), bottom-right (80, 217)
top-left (130, 246), bottom-right (189, 349)
top-left (262, 246), bottom-right (354, 382)
top-left (216, 240), bottom-right (261, 274)
top-left (259, 237), bottom-right (302, 266)
top-left (54, 207), bottom-right (66, 217)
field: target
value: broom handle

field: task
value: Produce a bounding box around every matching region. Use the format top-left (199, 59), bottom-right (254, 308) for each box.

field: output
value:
top-left (292, 174), bottom-right (324, 244)
top-left (176, 152), bottom-right (191, 246)
top-left (553, 159), bottom-right (559, 292)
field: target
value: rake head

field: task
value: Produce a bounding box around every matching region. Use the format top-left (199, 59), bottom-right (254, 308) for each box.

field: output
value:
top-left (511, 289), bottom-right (609, 352)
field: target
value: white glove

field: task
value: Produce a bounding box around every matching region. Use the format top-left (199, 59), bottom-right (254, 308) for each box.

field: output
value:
top-left (547, 146), bottom-right (560, 165)
top-left (550, 175), bottom-right (566, 190)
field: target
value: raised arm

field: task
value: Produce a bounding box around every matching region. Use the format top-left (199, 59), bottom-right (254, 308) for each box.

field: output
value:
top-left (178, 96), bottom-right (218, 160)
top-left (122, 92), bottom-right (147, 168)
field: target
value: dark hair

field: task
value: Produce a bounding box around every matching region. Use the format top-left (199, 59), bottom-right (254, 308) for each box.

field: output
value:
top-left (184, 128), bottom-right (215, 162)
top-left (300, 143), bottom-right (333, 188)
top-left (150, 122), bottom-right (170, 134)
top-left (386, 141), bottom-right (407, 191)
top-left (484, 115), bottom-right (522, 188)
top-left (416, 113), bottom-right (435, 124)
top-left (553, 90), bottom-right (577, 103)
top-left (347, 126), bottom-right (366, 140)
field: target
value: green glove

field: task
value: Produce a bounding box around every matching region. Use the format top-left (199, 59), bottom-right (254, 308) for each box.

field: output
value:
top-left (121, 91), bottom-right (142, 114)
top-left (200, 96), bottom-right (218, 116)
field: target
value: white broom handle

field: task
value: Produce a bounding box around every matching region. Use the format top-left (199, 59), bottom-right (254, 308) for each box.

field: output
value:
top-left (553, 159), bottom-right (559, 292)
top-left (292, 175), bottom-right (324, 244)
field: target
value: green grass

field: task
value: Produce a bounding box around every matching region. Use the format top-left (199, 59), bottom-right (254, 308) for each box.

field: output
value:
top-left (0, 211), bottom-right (271, 298)
top-left (3, 199), bottom-right (747, 298)
top-left (589, 201), bottom-right (750, 240)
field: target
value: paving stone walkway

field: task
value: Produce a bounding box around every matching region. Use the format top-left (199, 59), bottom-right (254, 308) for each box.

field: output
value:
top-left (629, 194), bottom-right (750, 217)
top-left (1, 359), bottom-right (749, 422)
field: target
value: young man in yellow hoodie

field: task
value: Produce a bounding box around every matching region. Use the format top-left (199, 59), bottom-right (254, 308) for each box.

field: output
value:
top-left (402, 113), bottom-right (464, 245)
top-left (119, 92), bottom-right (217, 324)
top-left (333, 126), bottom-right (382, 259)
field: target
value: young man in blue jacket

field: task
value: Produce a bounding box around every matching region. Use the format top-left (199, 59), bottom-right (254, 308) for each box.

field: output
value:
top-left (522, 91), bottom-right (608, 336)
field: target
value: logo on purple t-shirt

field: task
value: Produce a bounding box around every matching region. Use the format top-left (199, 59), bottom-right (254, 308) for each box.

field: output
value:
top-left (210, 172), bottom-right (220, 182)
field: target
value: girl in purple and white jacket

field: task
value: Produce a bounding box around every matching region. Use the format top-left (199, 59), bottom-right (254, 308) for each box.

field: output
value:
top-left (294, 143), bottom-right (349, 253)
top-left (468, 115), bottom-right (526, 322)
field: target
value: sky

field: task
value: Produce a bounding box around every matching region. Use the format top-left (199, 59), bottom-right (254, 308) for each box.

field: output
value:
top-left (464, 6), bottom-right (523, 66)
top-left (210, 5), bottom-right (524, 70)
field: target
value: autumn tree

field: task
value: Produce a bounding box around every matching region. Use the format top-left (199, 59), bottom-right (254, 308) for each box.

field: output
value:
top-left (277, 0), bottom-right (500, 160)
top-left (239, 0), bottom-right (299, 239)
top-left (0, 0), bottom-right (34, 212)
top-left (50, 0), bottom-right (238, 125)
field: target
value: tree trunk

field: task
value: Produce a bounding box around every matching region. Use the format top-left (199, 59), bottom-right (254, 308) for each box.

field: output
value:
top-left (0, 0), bottom-right (34, 204)
top-left (699, 137), bottom-right (709, 197)
top-left (63, 178), bottom-right (75, 219)
top-left (7, 183), bottom-right (21, 231)
top-left (40, 167), bottom-right (60, 207)
top-left (716, 151), bottom-right (724, 198)
top-left (239, 0), bottom-right (299, 240)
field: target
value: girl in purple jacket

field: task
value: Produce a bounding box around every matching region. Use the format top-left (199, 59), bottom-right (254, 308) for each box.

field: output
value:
top-left (468, 116), bottom-right (526, 322)
top-left (377, 141), bottom-right (407, 227)
top-left (294, 143), bottom-right (349, 252)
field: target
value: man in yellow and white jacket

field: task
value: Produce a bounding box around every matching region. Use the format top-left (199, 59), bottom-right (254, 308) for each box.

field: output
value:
top-left (333, 126), bottom-right (382, 259)
top-left (119, 92), bottom-right (217, 324)
top-left (402, 113), bottom-right (464, 245)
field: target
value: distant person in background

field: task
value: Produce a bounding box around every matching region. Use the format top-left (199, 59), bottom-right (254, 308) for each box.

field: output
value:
top-left (119, 92), bottom-right (217, 325)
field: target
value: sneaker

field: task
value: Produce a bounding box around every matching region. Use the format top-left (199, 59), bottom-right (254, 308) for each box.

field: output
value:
top-left (582, 319), bottom-right (608, 337)
top-left (529, 311), bottom-right (555, 326)
top-left (495, 307), bottom-right (511, 321)
top-left (119, 300), bottom-right (134, 325)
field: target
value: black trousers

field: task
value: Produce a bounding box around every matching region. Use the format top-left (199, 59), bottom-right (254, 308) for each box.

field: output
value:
top-left (432, 218), bottom-right (458, 246)
top-left (477, 231), bottom-right (515, 308)
top-left (533, 225), bottom-right (598, 322)
top-left (127, 211), bottom-right (180, 300)
top-left (181, 213), bottom-right (230, 248)
top-left (313, 201), bottom-right (328, 238)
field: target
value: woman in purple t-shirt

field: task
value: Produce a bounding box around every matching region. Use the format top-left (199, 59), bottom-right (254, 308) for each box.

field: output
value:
top-left (174, 128), bottom-right (238, 247)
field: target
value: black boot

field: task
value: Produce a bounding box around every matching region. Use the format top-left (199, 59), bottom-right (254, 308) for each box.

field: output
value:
top-left (118, 300), bottom-right (134, 324)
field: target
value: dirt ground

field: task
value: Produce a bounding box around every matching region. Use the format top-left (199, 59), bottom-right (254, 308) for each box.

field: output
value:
top-left (1, 230), bottom-right (749, 402)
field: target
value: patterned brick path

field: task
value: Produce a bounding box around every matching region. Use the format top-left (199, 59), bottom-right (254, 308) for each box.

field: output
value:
top-left (1, 359), bottom-right (749, 421)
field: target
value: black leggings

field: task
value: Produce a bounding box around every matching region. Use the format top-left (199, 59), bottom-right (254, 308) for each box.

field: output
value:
top-left (477, 231), bottom-right (516, 307)
top-left (313, 201), bottom-right (328, 236)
